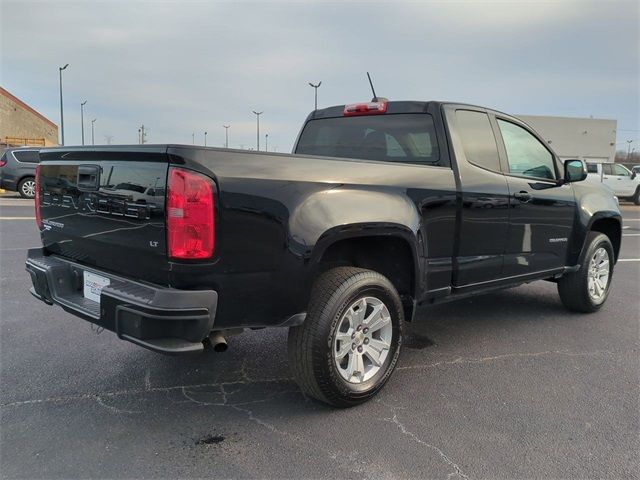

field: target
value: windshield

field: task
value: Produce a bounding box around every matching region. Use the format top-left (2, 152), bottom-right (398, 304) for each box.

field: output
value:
top-left (295, 113), bottom-right (439, 164)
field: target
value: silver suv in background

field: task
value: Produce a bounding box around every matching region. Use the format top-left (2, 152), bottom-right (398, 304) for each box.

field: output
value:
top-left (0, 148), bottom-right (40, 198)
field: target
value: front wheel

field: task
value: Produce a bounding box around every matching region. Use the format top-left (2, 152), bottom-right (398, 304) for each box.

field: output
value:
top-left (18, 177), bottom-right (36, 199)
top-left (288, 267), bottom-right (403, 407)
top-left (557, 232), bottom-right (614, 312)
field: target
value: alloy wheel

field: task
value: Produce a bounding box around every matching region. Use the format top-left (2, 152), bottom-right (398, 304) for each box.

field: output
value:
top-left (333, 296), bottom-right (393, 384)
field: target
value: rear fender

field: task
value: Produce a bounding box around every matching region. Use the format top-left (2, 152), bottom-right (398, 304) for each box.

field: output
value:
top-left (289, 187), bottom-right (420, 249)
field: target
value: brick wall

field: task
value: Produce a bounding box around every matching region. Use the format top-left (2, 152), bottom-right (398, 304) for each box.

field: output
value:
top-left (0, 87), bottom-right (59, 146)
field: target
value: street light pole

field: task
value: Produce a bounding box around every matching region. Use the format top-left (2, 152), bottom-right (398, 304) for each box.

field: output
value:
top-left (80, 100), bottom-right (87, 145)
top-left (627, 140), bottom-right (634, 160)
top-left (223, 125), bottom-right (230, 148)
top-left (265, 134), bottom-right (269, 152)
top-left (58, 64), bottom-right (69, 145)
top-left (252, 111), bottom-right (263, 151)
top-left (91, 118), bottom-right (96, 145)
top-left (204, 131), bottom-right (208, 146)
top-left (308, 81), bottom-right (322, 110)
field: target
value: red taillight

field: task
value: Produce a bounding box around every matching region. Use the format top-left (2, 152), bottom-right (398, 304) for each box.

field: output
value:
top-left (35, 165), bottom-right (43, 229)
top-left (0, 158), bottom-right (7, 167)
top-left (343, 101), bottom-right (388, 116)
top-left (166, 167), bottom-right (215, 260)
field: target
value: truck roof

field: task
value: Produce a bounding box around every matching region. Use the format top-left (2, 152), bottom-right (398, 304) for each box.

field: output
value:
top-left (305, 100), bottom-right (512, 121)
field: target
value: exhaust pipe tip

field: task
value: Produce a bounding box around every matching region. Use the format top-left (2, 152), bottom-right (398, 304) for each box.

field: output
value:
top-left (213, 341), bottom-right (228, 353)
top-left (208, 332), bottom-right (227, 352)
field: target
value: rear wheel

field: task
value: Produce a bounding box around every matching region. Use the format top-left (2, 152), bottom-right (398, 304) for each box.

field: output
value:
top-left (18, 177), bottom-right (36, 199)
top-left (287, 267), bottom-right (403, 407)
top-left (632, 187), bottom-right (640, 206)
top-left (557, 232), bottom-right (614, 312)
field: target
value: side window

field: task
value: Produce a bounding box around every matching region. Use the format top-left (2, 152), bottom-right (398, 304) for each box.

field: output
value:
top-left (455, 110), bottom-right (501, 171)
top-left (385, 134), bottom-right (406, 158)
top-left (586, 163), bottom-right (598, 173)
top-left (13, 150), bottom-right (40, 163)
top-left (497, 119), bottom-right (556, 180)
top-left (613, 164), bottom-right (631, 177)
top-left (602, 164), bottom-right (613, 175)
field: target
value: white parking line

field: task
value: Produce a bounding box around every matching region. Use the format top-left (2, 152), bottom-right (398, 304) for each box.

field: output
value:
top-left (0, 217), bottom-right (35, 220)
top-left (618, 259), bottom-right (640, 262)
top-left (623, 234), bottom-right (640, 237)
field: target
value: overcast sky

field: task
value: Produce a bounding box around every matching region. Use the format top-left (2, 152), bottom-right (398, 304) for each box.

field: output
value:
top-left (2, 0), bottom-right (638, 152)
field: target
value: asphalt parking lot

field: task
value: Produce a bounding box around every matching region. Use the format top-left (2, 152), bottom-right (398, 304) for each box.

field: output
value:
top-left (0, 196), bottom-right (638, 479)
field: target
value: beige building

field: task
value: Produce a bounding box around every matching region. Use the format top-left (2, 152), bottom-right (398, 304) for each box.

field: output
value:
top-left (518, 114), bottom-right (617, 163)
top-left (0, 87), bottom-right (59, 147)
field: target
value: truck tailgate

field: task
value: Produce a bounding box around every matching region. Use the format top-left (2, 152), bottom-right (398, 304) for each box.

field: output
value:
top-left (38, 147), bottom-right (170, 285)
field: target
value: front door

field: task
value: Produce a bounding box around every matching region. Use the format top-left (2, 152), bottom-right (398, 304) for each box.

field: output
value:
top-left (493, 116), bottom-right (576, 276)
top-left (603, 163), bottom-right (637, 197)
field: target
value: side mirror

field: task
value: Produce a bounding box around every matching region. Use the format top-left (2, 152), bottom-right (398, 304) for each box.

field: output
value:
top-left (564, 159), bottom-right (587, 183)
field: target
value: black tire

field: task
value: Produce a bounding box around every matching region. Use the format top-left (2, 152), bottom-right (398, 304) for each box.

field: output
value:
top-left (557, 232), bottom-right (614, 313)
top-left (18, 177), bottom-right (36, 199)
top-left (287, 267), bottom-right (403, 407)
top-left (632, 187), bottom-right (640, 206)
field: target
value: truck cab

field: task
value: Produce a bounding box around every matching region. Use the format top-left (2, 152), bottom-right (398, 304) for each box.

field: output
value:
top-left (586, 161), bottom-right (640, 204)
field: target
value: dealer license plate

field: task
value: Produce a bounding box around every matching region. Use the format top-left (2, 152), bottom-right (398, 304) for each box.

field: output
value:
top-left (83, 271), bottom-right (110, 303)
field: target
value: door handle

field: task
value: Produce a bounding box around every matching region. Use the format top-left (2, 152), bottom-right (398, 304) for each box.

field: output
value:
top-left (513, 191), bottom-right (533, 202)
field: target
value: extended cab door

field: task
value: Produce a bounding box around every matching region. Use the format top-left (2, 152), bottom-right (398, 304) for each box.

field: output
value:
top-left (443, 105), bottom-right (510, 287)
top-left (492, 115), bottom-right (576, 276)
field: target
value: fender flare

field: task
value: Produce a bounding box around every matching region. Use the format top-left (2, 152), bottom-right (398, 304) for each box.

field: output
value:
top-left (308, 222), bottom-right (423, 310)
top-left (572, 211), bottom-right (622, 265)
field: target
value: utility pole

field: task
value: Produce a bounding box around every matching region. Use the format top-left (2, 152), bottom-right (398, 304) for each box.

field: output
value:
top-left (308, 81), bottom-right (322, 110)
top-left (58, 64), bottom-right (69, 145)
top-left (91, 118), bottom-right (97, 145)
top-left (139, 125), bottom-right (147, 144)
top-left (192, 132), bottom-right (195, 145)
top-left (223, 125), bottom-right (230, 148)
top-left (265, 133), bottom-right (269, 152)
top-left (104, 135), bottom-right (114, 145)
top-left (204, 131), bottom-right (208, 146)
top-left (80, 100), bottom-right (87, 145)
top-left (627, 140), bottom-right (634, 160)
top-left (252, 111), bottom-right (263, 150)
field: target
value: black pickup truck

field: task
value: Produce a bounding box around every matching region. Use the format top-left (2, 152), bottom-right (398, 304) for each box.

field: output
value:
top-left (26, 100), bottom-right (622, 407)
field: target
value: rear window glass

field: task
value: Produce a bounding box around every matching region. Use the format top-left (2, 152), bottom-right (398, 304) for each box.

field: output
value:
top-left (13, 150), bottom-right (40, 163)
top-left (295, 114), bottom-right (440, 165)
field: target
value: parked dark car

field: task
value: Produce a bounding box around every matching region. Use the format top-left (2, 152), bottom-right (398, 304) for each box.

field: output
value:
top-left (0, 147), bottom-right (40, 198)
top-left (26, 100), bottom-right (622, 407)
